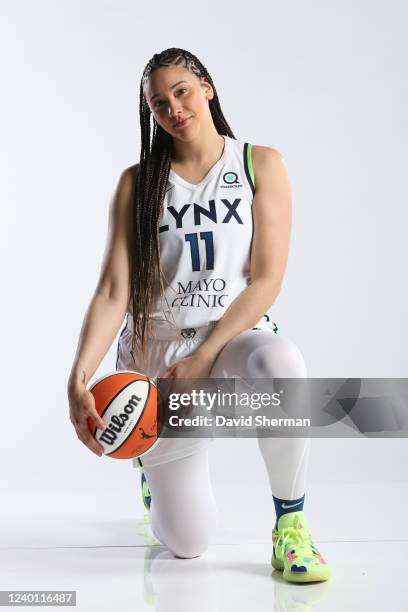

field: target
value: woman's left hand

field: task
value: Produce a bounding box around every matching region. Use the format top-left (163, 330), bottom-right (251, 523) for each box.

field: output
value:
top-left (157, 349), bottom-right (217, 419)
top-left (159, 347), bottom-right (216, 380)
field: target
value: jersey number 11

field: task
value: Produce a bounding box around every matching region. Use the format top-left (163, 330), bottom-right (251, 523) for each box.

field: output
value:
top-left (185, 231), bottom-right (214, 271)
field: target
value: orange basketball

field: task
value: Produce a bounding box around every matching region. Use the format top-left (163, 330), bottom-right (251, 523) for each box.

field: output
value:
top-left (87, 370), bottom-right (160, 459)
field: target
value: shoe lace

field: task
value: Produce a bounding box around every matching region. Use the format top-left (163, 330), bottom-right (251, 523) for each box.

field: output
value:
top-left (276, 526), bottom-right (311, 552)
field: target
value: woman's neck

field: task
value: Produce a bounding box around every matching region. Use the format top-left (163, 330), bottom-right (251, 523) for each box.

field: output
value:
top-left (170, 130), bottom-right (225, 168)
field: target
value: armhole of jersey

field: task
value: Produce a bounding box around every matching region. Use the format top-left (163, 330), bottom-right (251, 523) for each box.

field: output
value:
top-left (243, 142), bottom-right (256, 196)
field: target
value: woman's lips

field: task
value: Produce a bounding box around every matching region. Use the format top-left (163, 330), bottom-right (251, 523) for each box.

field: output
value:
top-left (173, 116), bottom-right (192, 129)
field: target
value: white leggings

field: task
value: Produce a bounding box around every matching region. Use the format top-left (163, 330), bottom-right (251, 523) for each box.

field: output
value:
top-left (139, 327), bottom-right (311, 559)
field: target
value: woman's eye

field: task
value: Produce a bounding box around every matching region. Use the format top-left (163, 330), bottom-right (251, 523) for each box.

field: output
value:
top-left (154, 89), bottom-right (188, 109)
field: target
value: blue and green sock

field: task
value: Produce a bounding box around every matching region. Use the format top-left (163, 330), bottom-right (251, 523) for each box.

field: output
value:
top-left (273, 493), bottom-right (305, 529)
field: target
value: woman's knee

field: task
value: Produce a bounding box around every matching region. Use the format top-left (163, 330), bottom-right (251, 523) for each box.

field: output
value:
top-left (169, 535), bottom-right (211, 559)
top-left (247, 334), bottom-right (308, 378)
top-left (150, 493), bottom-right (218, 559)
top-left (211, 330), bottom-right (307, 379)
top-left (161, 516), bottom-right (217, 559)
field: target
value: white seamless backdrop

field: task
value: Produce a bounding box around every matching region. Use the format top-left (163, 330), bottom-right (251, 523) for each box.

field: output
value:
top-left (0, 0), bottom-right (407, 498)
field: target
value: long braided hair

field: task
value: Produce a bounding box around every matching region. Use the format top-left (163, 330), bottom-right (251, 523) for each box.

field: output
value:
top-left (130, 47), bottom-right (236, 357)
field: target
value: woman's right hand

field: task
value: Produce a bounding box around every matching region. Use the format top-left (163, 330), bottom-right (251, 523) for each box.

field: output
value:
top-left (68, 381), bottom-right (107, 457)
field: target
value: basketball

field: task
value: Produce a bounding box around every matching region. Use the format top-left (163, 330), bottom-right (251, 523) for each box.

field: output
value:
top-left (87, 370), bottom-right (160, 459)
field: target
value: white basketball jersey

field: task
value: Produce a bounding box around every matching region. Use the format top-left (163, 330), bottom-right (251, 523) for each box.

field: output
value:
top-left (129, 134), bottom-right (258, 329)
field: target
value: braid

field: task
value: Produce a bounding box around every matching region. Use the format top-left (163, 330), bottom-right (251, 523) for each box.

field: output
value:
top-left (130, 48), bottom-right (236, 358)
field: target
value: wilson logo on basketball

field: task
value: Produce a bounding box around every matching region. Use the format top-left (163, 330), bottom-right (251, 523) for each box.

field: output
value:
top-left (99, 393), bottom-right (143, 445)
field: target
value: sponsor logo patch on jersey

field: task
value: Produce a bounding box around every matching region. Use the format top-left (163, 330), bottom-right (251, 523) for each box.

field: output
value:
top-left (220, 171), bottom-right (242, 189)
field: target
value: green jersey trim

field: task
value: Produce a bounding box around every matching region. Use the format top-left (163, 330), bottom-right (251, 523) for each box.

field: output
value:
top-left (243, 142), bottom-right (255, 195)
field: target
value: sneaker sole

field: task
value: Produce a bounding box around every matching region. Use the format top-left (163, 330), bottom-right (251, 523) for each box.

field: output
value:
top-left (271, 554), bottom-right (331, 583)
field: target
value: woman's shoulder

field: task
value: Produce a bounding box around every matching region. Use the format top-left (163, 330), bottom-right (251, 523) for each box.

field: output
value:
top-left (250, 143), bottom-right (284, 163)
top-left (111, 164), bottom-right (140, 210)
top-left (115, 163), bottom-right (140, 196)
top-left (121, 163), bottom-right (140, 182)
top-left (248, 144), bottom-right (289, 189)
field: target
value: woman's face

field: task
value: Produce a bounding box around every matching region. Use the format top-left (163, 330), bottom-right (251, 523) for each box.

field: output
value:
top-left (144, 66), bottom-right (213, 139)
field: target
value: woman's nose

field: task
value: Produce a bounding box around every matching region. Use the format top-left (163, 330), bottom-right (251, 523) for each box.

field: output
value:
top-left (168, 100), bottom-right (183, 117)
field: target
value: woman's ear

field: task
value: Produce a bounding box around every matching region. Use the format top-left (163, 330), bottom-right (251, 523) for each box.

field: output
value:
top-left (201, 76), bottom-right (214, 101)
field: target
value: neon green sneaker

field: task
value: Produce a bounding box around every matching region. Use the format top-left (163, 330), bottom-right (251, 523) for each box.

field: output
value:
top-left (140, 466), bottom-right (152, 520)
top-left (271, 511), bottom-right (331, 583)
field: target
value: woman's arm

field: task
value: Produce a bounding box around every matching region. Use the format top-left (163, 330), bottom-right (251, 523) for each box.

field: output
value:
top-left (195, 146), bottom-right (292, 362)
top-left (67, 164), bottom-right (138, 391)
